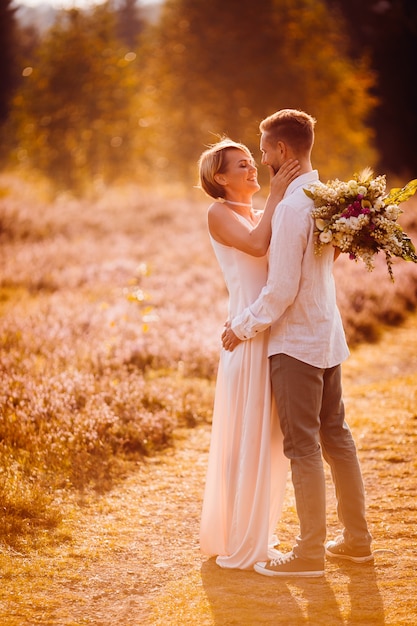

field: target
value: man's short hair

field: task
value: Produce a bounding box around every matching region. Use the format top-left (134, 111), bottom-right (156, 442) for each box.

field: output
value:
top-left (260, 109), bottom-right (316, 153)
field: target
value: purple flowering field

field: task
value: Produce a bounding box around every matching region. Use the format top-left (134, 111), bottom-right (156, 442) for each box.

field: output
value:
top-left (1, 173), bottom-right (417, 547)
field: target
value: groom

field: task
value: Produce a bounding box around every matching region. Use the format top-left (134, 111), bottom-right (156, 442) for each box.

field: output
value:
top-left (222, 109), bottom-right (373, 577)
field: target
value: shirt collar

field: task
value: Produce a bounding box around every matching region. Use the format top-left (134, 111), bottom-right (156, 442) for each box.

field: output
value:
top-left (283, 170), bottom-right (319, 199)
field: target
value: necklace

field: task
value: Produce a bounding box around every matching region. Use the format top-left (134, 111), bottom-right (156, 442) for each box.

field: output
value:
top-left (225, 200), bottom-right (253, 208)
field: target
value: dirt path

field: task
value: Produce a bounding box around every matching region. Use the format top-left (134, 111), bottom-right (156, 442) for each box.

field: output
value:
top-left (2, 316), bottom-right (417, 625)
top-left (1, 426), bottom-right (210, 625)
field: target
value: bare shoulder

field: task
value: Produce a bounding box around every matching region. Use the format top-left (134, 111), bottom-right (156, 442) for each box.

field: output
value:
top-left (207, 201), bottom-right (227, 240)
top-left (207, 201), bottom-right (225, 217)
top-left (207, 201), bottom-right (229, 226)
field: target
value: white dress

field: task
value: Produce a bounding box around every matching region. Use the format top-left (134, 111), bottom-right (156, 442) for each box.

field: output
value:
top-left (200, 214), bottom-right (288, 570)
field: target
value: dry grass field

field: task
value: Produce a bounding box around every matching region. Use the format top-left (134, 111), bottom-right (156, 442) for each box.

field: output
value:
top-left (1, 173), bottom-right (417, 624)
top-left (1, 316), bottom-right (416, 625)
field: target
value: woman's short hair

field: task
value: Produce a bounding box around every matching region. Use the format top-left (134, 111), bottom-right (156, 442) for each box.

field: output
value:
top-left (198, 138), bottom-right (253, 200)
top-left (260, 109), bottom-right (316, 154)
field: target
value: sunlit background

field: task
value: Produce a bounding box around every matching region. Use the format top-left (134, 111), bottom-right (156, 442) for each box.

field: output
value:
top-left (21, 0), bottom-right (156, 7)
top-left (1, 6), bottom-right (417, 620)
top-left (1, 0), bottom-right (416, 194)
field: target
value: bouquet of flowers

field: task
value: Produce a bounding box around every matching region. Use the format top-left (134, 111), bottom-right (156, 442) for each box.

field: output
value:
top-left (305, 168), bottom-right (417, 280)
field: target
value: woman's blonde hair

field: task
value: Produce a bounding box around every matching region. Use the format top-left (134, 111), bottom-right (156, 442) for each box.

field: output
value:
top-left (198, 138), bottom-right (253, 200)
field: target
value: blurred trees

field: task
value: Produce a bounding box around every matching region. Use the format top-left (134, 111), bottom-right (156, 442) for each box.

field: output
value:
top-left (0, 1), bottom-right (19, 128)
top-left (327, 0), bottom-right (417, 178)
top-left (4, 0), bottom-right (379, 191)
top-left (141, 0), bottom-right (376, 184)
top-left (11, 4), bottom-right (143, 191)
top-left (116, 0), bottom-right (145, 47)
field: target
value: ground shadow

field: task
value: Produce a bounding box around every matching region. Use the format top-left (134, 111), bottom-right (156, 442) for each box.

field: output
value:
top-left (201, 558), bottom-right (344, 625)
top-left (336, 561), bottom-right (386, 625)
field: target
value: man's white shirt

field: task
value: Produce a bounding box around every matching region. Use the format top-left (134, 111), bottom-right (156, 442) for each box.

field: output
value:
top-left (231, 170), bottom-right (349, 369)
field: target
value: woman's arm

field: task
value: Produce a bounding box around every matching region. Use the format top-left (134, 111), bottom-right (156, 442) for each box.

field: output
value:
top-left (207, 159), bottom-right (300, 256)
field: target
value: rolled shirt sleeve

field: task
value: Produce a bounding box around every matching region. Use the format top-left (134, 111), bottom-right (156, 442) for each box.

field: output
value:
top-left (231, 200), bottom-right (307, 340)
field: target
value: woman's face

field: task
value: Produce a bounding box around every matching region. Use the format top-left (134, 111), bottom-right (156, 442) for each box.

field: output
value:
top-left (220, 149), bottom-right (260, 196)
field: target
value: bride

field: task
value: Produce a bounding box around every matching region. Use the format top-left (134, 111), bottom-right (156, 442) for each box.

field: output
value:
top-left (198, 138), bottom-right (299, 569)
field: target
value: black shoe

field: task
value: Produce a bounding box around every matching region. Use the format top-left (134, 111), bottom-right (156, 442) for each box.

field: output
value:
top-left (254, 551), bottom-right (324, 578)
top-left (325, 536), bottom-right (373, 563)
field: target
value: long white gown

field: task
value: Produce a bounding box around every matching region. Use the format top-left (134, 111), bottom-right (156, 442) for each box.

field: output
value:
top-left (200, 213), bottom-right (289, 570)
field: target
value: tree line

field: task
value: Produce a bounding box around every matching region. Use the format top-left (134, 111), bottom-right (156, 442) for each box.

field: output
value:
top-left (0, 0), bottom-right (415, 193)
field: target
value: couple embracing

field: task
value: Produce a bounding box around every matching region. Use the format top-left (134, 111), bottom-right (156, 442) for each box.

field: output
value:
top-left (198, 109), bottom-right (373, 577)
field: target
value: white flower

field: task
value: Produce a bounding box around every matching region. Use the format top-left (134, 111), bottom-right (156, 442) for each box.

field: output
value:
top-left (369, 176), bottom-right (386, 195)
top-left (347, 216), bottom-right (360, 230)
top-left (357, 185), bottom-right (367, 196)
top-left (319, 231), bottom-right (333, 244)
top-left (334, 217), bottom-right (348, 232)
top-left (384, 204), bottom-right (401, 220)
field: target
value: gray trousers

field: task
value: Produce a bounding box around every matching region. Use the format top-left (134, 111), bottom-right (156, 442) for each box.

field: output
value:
top-left (270, 353), bottom-right (372, 561)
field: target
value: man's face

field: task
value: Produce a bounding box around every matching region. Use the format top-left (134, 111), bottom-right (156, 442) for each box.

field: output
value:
top-left (260, 132), bottom-right (282, 174)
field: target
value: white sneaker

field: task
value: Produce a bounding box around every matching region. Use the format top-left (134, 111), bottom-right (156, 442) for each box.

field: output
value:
top-left (267, 546), bottom-right (284, 559)
top-left (268, 534), bottom-right (280, 548)
top-left (255, 551), bottom-right (325, 578)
